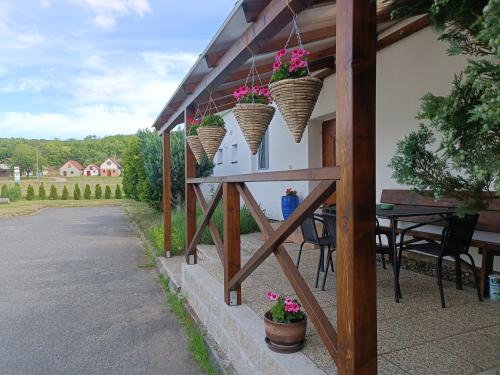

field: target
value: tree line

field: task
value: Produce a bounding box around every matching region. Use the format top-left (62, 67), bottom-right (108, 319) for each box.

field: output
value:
top-left (1, 183), bottom-right (122, 201)
top-left (0, 135), bottom-right (134, 175)
top-left (122, 129), bottom-right (213, 210)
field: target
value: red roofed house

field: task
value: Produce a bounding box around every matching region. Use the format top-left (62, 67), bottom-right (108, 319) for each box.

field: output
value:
top-left (59, 160), bottom-right (84, 177)
top-left (99, 158), bottom-right (121, 177)
top-left (83, 164), bottom-right (100, 176)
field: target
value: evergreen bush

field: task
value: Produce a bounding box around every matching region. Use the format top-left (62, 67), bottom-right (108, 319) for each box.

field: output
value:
top-left (0, 184), bottom-right (7, 198)
top-left (104, 185), bottom-right (112, 199)
top-left (26, 184), bottom-right (35, 200)
top-left (7, 184), bottom-right (22, 202)
top-left (73, 184), bottom-right (81, 200)
top-left (84, 184), bottom-right (91, 199)
top-left (49, 184), bottom-right (58, 200)
top-left (38, 183), bottom-right (46, 199)
top-left (115, 185), bottom-right (122, 199)
top-left (95, 184), bottom-right (102, 199)
top-left (62, 186), bottom-right (69, 200)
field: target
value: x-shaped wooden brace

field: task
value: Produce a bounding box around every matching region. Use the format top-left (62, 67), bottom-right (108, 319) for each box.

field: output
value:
top-left (231, 181), bottom-right (339, 363)
top-left (186, 183), bottom-right (224, 262)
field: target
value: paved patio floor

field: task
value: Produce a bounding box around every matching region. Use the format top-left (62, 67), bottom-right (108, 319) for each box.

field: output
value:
top-left (197, 233), bottom-right (500, 375)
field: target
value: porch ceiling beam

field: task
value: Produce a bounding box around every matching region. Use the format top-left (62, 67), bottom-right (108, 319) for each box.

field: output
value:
top-left (186, 166), bottom-right (340, 183)
top-left (158, 0), bottom-right (314, 133)
top-left (242, 0), bottom-right (271, 23)
top-left (377, 15), bottom-right (429, 51)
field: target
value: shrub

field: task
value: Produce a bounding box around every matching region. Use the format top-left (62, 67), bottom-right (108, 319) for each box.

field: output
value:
top-left (148, 225), bottom-right (165, 257)
top-left (73, 184), bottom-right (81, 200)
top-left (5, 184), bottom-right (22, 202)
top-left (104, 185), bottom-right (112, 199)
top-left (0, 184), bottom-right (7, 198)
top-left (49, 184), bottom-right (58, 200)
top-left (61, 186), bottom-right (69, 200)
top-left (95, 184), bottom-right (102, 199)
top-left (115, 185), bottom-right (122, 199)
top-left (26, 184), bottom-right (35, 200)
top-left (38, 183), bottom-right (46, 199)
top-left (84, 184), bottom-right (91, 199)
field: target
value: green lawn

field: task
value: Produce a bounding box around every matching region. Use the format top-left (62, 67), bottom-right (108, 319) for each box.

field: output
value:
top-left (0, 199), bottom-right (126, 217)
top-left (0, 175), bottom-right (122, 196)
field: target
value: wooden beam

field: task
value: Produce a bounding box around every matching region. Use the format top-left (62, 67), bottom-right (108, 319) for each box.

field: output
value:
top-left (159, 0), bottom-right (312, 133)
top-left (223, 182), bottom-right (241, 305)
top-left (163, 131), bottom-right (172, 258)
top-left (191, 184), bottom-right (224, 261)
top-left (336, 0), bottom-right (377, 374)
top-left (242, 0), bottom-right (271, 23)
top-left (185, 108), bottom-right (197, 265)
top-left (187, 166), bottom-right (340, 184)
top-left (236, 182), bottom-right (339, 363)
top-left (377, 15), bottom-right (429, 51)
top-left (227, 179), bottom-right (337, 290)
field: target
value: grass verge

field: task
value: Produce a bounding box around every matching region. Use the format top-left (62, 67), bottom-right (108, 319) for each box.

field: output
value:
top-left (159, 273), bottom-right (218, 375)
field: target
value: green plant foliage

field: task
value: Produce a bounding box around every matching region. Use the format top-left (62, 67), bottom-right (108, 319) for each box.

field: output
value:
top-left (61, 186), bottom-right (69, 200)
top-left (0, 184), bottom-right (7, 198)
top-left (201, 114), bottom-right (225, 128)
top-left (388, 0), bottom-right (499, 214)
top-left (187, 124), bottom-right (199, 136)
top-left (84, 184), bottom-right (91, 199)
top-left (104, 185), bottom-right (112, 199)
top-left (49, 184), bottom-right (58, 200)
top-left (38, 183), bottom-right (46, 199)
top-left (95, 184), bottom-right (102, 199)
top-left (5, 185), bottom-right (22, 202)
top-left (269, 295), bottom-right (305, 324)
top-left (73, 184), bottom-right (81, 200)
top-left (115, 185), bottom-right (122, 199)
top-left (26, 184), bottom-right (35, 201)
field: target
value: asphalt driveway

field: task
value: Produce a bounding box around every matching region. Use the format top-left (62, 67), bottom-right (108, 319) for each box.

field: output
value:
top-left (0, 207), bottom-right (202, 375)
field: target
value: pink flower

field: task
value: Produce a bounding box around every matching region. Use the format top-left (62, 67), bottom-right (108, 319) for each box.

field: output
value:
top-left (288, 62), bottom-right (297, 73)
top-left (297, 59), bottom-right (307, 69)
top-left (251, 85), bottom-right (261, 94)
top-left (284, 297), bottom-right (293, 305)
top-left (266, 291), bottom-right (278, 301)
top-left (272, 60), bottom-right (282, 72)
top-left (276, 48), bottom-right (287, 59)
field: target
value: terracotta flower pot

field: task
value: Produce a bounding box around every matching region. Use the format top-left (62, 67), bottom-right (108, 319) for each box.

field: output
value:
top-left (269, 76), bottom-right (323, 143)
top-left (264, 311), bottom-right (307, 353)
top-left (233, 103), bottom-right (275, 155)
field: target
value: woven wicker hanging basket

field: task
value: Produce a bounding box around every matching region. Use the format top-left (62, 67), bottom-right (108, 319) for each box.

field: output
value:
top-left (197, 127), bottom-right (227, 162)
top-left (269, 76), bottom-right (323, 143)
top-left (186, 135), bottom-right (206, 164)
top-left (233, 103), bottom-right (275, 155)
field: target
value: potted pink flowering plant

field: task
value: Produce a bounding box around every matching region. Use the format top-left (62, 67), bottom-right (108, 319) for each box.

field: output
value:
top-left (269, 48), bottom-right (323, 143)
top-left (264, 291), bottom-right (307, 353)
top-left (233, 84), bottom-right (275, 154)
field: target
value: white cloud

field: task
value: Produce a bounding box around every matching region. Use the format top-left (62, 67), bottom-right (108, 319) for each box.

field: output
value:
top-left (82, 0), bottom-right (151, 30)
top-left (40, 0), bottom-right (51, 9)
top-left (0, 4), bottom-right (45, 49)
top-left (0, 77), bottom-right (49, 92)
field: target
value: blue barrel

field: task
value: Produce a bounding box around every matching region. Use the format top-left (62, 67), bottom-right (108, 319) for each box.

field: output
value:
top-left (281, 195), bottom-right (299, 220)
top-left (489, 275), bottom-right (500, 301)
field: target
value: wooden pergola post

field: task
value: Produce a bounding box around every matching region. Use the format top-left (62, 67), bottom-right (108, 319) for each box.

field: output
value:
top-left (223, 182), bottom-right (241, 305)
top-left (184, 108), bottom-right (197, 265)
top-left (336, 0), bottom-right (377, 374)
top-left (163, 131), bottom-right (172, 258)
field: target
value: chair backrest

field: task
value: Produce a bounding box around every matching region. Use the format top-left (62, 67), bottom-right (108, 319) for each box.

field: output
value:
top-left (322, 213), bottom-right (337, 247)
top-left (300, 215), bottom-right (320, 244)
top-left (442, 214), bottom-right (479, 255)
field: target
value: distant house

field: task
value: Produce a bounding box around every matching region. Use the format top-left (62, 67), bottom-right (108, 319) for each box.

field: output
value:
top-left (0, 158), bottom-right (11, 177)
top-left (100, 158), bottom-right (121, 177)
top-left (83, 164), bottom-right (100, 176)
top-left (59, 160), bottom-right (84, 177)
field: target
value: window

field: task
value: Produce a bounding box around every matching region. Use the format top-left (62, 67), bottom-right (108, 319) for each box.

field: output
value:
top-left (217, 149), bottom-right (223, 165)
top-left (258, 129), bottom-right (269, 170)
top-left (231, 144), bottom-right (238, 164)
top-left (107, 161), bottom-right (111, 166)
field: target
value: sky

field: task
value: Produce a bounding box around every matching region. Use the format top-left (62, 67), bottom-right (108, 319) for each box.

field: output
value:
top-left (0, 0), bottom-right (237, 139)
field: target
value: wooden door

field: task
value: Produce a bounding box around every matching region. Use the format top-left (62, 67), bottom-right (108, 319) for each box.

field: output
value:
top-left (322, 119), bottom-right (336, 206)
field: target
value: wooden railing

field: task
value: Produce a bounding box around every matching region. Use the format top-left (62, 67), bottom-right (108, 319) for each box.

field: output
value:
top-left (184, 168), bottom-right (341, 363)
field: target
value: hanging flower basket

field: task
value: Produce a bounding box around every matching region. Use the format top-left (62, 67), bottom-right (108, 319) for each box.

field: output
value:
top-left (270, 75), bottom-right (322, 143)
top-left (233, 84), bottom-right (275, 155)
top-left (186, 135), bottom-right (205, 164)
top-left (197, 114), bottom-right (226, 162)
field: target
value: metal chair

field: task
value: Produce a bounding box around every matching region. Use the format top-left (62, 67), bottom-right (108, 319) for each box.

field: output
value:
top-left (399, 214), bottom-right (481, 308)
top-left (376, 219), bottom-right (394, 269)
top-left (320, 212), bottom-right (337, 291)
top-left (297, 214), bottom-right (332, 288)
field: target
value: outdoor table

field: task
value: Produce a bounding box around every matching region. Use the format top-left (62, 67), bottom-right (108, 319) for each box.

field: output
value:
top-left (322, 204), bottom-right (456, 303)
